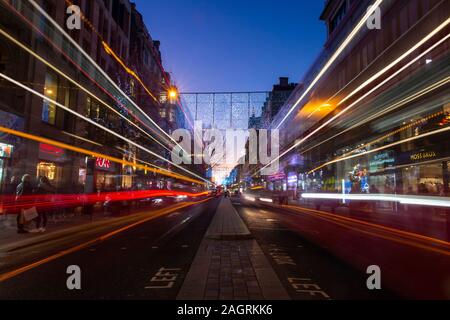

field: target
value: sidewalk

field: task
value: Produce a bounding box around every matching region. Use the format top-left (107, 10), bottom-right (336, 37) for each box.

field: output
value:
top-left (0, 202), bottom-right (171, 253)
top-left (178, 198), bottom-right (289, 300)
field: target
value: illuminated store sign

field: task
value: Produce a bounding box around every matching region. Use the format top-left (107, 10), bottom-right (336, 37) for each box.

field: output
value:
top-left (39, 143), bottom-right (66, 163)
top-left (96, 157), bottom-right (111, 169)
top-left (410, 151), bottom-right (437, 161)
top-left (0, 143), bottom-right (13, 158)
top-left (268, 172), bottom-right (286, 182)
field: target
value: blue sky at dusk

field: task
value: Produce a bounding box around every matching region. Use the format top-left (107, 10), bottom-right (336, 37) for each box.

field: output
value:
top-left (133, 0), bottom-right (326, 93)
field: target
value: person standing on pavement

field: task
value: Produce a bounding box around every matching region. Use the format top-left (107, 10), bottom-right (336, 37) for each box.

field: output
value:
top-left (15, 174), bottom-right (34, 234)
top-left (34, 176), bottom-right (55, 232)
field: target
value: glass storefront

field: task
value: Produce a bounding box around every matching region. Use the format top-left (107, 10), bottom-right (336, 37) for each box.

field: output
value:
top-left (36, 162), bottom-right (61, 183)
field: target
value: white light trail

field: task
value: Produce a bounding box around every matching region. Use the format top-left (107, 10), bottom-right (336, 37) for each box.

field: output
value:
top-left (28, 0), bottom-right (188, 155)
top-left (308, 124), bottom-right (450, 174)
top-left (0, 27), bottom-right (181, 158)
top-left (275, 0), bottom-right (384, 129)
top-left (258, 25), bottom-right (450, 176)
top-left (301, 193), bottom-right (450, 208)
top-left (0, 72), bottom-right (210, 184)
top-left (244, 196), bottom-right (256, 202)
top-left (299, 75), bottom-right (450, 158)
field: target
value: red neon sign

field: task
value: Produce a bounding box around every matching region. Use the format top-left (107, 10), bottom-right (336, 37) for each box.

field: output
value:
top-left (96, 157), bottom-right (111, 169)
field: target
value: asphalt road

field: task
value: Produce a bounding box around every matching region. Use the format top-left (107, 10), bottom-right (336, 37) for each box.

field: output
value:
top-left (0, 198), bottom-right (220, 299)
top-left (232, 199), bottom-right (399, 300)
top-left (0, 196), bottom-right (399, 300)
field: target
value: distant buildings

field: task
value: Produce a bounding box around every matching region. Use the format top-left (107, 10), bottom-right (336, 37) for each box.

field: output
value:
top-left (260, 77), bottom-right (298, 128)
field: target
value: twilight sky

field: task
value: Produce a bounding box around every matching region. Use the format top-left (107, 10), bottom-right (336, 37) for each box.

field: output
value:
top-left (133, 0), bottom-right (326, 93)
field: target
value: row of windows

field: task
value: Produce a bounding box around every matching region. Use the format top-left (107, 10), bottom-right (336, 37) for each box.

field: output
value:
top-left (333, 0), bottom-right (434, 93)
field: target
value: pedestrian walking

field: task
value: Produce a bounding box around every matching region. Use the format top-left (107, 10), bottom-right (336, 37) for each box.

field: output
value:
top-left (34, 176), bottom-right (55, 232)
top-left (15, 174), bottom-right (35, 234)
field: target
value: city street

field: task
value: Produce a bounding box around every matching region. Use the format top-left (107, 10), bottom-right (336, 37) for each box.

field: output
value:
top-left (0, 196), bottom-right (399, 300)
top-left (0, 0), bottom-right (449, 304)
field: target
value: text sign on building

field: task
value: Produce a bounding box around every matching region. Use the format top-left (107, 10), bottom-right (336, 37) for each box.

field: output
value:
top-left (0, 143), bottom-right (13, 158)
top-left (96, 157), bottom-right (111, 169)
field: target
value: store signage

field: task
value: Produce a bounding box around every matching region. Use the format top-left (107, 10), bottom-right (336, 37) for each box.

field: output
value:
top-left (0, 110), bottom-right (24, 145)
top-left (39, 143), bottom-right (67, 163)
top-left (96, 157), bottom-right (111, 169)
top-left (267, 172), bottom-right (286, 182)
top-left (0, 143), bottom-right (13, 158)
top-left (410, 151), bottom-right (437, 161)
top-left (369, 151), bottom-right (395, 172)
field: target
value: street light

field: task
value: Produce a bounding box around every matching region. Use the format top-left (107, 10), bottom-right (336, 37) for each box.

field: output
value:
top-left (168, 88), bottom-right (178, 100)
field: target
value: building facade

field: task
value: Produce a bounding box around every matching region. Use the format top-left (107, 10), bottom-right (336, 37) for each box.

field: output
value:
top-left (0, 0), bottom-right (193, 195)
top-left (261, 0), bottom-right (449, 209)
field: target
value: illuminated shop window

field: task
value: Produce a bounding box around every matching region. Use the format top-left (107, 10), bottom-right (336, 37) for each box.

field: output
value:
top-left (86, 96), bottom-right (92, 117)
top-left (37, 162), bottom-right (57, 181)
top-left (42, 72), bottom-right (58, 125)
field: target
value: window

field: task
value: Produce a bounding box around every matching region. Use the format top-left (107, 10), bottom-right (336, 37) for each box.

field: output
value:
top-left (169, 110), bottom-right (175, 122)
top-left (159, 93), bottom-right (167, 104)
top-left (130, 79), bottom-right (135, 98)
top-left (143, 49), bottom-right (149, 66)
top-left (159, 108), bottom-right (166, 118)
top-left (86, 96), bottom-right (92, 117)
top-left (329, 2), bottom-right (347, 34)
top-left (37, 162), bottom-right (58, 182)
top-left (42, 72), bottom-right (58, 125)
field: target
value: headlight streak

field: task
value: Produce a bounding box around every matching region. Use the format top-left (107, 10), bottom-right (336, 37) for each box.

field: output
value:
top-left (259, 198), bottom-right (273, 203)
top-left (0, 27), bottom-right (186, 160)
top-left (275, 0), bottom-right (384, 130)
top-left (256, 28), bottom-right (450, 176)
top-left (244, 196), bottom-right (256, 202)
top-left (27, 0), bottom-right (189, 156)
top-left (301, 193), bottom-right (450, 208)
top-left (0, 72), bottom-right (210, 184)
top-left (0, 125), bottom-right (204, 185)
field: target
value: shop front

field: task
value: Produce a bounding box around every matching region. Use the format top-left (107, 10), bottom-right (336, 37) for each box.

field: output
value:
top-left (0, 109), bottom-right (24, 192)
top-left (37, 143), bottom-right (70, 188)
top-left (0, 142), bottom-right (14, 192)
top-left (94, 157), bottom-right (117, 192)
top-left (397, 146), bottom-right (450, 196)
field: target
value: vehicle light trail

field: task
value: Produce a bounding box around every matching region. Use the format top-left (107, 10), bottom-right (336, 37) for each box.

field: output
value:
top-left (301, 193), bottom-right (450, 208)
top-left (0, 27), bottom-right (181, 158)
top-left (0, 72), bottom-right (210, 184)
top-left (257, 27), bottom-right (450, 176)
top-left (306, 123), bottom-right (450, 175)
top-left (326, 0), bottom-right (448, 108)
top-left (280, 205), bottom-right (450, 255)
top-left (0, 3), bottom-right (179, 151)
top-left (27, 0), bottom-right (188, 154)
top-left (0, 197), bottom-right (213, 283)
top-left (298, 76), bottom-right (450, 158)
top-left (275, 0), bottom-right (384, 129)
top-left (0, 190), bottom-right (209, 211)
top-left (63, 0), bottom-right (196, 130)
top-left (0, 125), bottom-right (204, 185)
